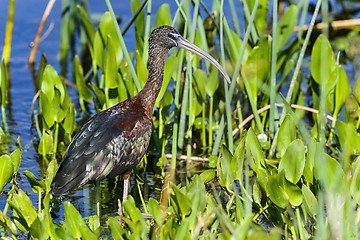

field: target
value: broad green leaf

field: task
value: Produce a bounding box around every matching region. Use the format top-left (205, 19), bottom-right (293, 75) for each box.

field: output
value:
top-left (175, 219), bottom-right (190, 240)
top-left (64, 201), bottom-right (97, 239)
top-left (148, 198), bottom-right (161, 225)
top-left (253, 181), bottom-right (262, 206)
top-left (245, 128), bottom-right (265, 169)
top-left (333, 65), bottom-right (351, 116)
top-left (35, 54), bottom-right (47, 91)
top-left (94, 31), bottom-right (105, 71)
top-left (311, 34), bottom-right (335, 85)
top-left (0, 210), bottom-right (17, 235)
top-left (171, 184), bottom-right (192, 217)
top-left (0, 155), bottom-right (14, 191)
top-left (199, 169), bottom-right (215, 184)
top-left (336, 120), bottom-right (360, 155)
top-left (155, 54), bottom-right (177, 106)
top-left (74, 55), bottom-right (92, 103)
top-left (10, 147), bottom-right (22, 173)
top-left (131, 0), bottom-right (145, 55)
top-left (314, 153), bottom-right (345, 191)
top-left (193, 69), bottom-right (206, 100)
top-left (98, 12), bottom-right (122, 65)
top-left (267, 174), bottom-right (288, 209)
top-left (123, 195), bottom-right (144, 225)
top-left (304, 138), bottom-right (317, 184)
top-left (354, 79), bottom-right (360, 104)
top-left (154, 4), bottom-right (171, 28)
top-left (278, 139), bottom-right (305, 184)
top-left (46, 160), bottom-right (58, 191)
top-left (105, 35), bottom-right (119, 89)
top-left (8, 189), bottom-right (38, 231)
top-left (276, 5), bottom-right (298, 52)
top-left (277, 114), bottom-right (296, 156)
top-left (136, 50), bottom-right (148, 88)
top-left (205, 65), bottom-right (220, 97)
top-left (218, 145), bottom-right (232, 187)
top-left (246, 0), bottom-right (268, 35)
top-left (41, 66), bottom-right (56, 101)
top-left (23, 170), bottom-right (46, 193)
top-left (241, 36), bottom-right (270, 99)
top-left (302, 184), bottom-right (318, 218)
top-left (63, 104), bottom-right (76, 134)
top-left (224, 24), bottom-right (248, 64)
top-left (76, 5), bottom-right (96, 49)
top-left (108, 217), bottom-right (127, 239)
top-left (39, 130), bottom-right (54, 155)
top-left (282, 178), bottom-right (302, 206)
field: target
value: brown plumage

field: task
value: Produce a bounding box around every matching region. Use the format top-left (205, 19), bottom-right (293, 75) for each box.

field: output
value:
top-left (50, 25), bottom-right (230, 202)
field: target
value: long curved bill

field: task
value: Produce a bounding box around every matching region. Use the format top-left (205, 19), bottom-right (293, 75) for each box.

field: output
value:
top-left (176, 36), bottom-right (231, 84)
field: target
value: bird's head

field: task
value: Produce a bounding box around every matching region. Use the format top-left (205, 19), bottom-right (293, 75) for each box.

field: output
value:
top-left (149, 25), bottom-right (231, 84)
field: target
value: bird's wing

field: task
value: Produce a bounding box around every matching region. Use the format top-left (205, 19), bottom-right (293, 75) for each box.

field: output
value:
top-left (51, 109), bottom-right (151, 195)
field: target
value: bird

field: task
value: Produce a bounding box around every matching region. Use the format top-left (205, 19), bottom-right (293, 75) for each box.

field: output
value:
top-left (50, 25), bottom-right (231, 203)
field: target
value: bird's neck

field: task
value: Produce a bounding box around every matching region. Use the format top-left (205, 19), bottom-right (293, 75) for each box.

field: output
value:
top-left (137, 47), bottom-right (168, 117)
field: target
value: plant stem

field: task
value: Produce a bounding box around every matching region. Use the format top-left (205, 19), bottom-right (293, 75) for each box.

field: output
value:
top-left (269, 0), bottom-right (278, 135)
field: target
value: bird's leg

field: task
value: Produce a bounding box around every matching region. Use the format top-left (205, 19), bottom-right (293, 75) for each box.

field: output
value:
top-left (122, 173), bottom-right (131, 203)
top-left (95, 179), bottom-right (101, 218)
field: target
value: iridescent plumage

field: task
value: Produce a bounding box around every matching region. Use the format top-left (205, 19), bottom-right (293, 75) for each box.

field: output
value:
top-left (51, 25), bottom-right (230, 200)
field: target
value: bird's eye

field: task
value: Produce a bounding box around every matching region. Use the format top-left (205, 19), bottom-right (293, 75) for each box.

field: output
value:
top-left (168, 33), bottom-right (179, 46)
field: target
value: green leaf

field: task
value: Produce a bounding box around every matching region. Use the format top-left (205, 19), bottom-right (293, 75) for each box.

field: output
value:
top-left (148, 198), bottom-right (161, 225)
top-left (246, 0), bottom-right (268, 35)
top-left (171, 184), bottom-right (192, 217)
top-left (154, 4), bottom-right (171, 28)
top-left (156, 55), bottom-right (177, 107)
top-left (245, 128), bottom-right (265, 169)
top-left (105, 35), bottom-right (119, 89)
top-left (277, 114), bottom-right (296, 156)
top-left (241, 36), bottom-right (270, 99)
top-left (205, 65), bottom-right (220, 97)
top-left (136, 50), bottom-right (148, 88)
top-left (108, 217), bottom-right (127, 239)
top-left (76, 5), bottom-right (96, 49)
top-left (253, 181), bottom-right (262, 206)
top-left (64, 201), bottom-right (97, 239)
top-left (8, 189), bottom-right (37, 231)
top-left (276, 5), bottom-right (298, 52)
top-left (314, 153), bottom-right (345, 191)
top-left (282, 178), bottom-right (302, 206)
top-left (98, 12), bottom-right (122, 66)
top-left (74, 55), bottom-right (92, 103)
top-left (0, 155), bottom-right (14, 191)
top-left (23, 170), bottom-right (46, 193)
top-left (311, 34), bottom-right (335, 85)
top-left (10, 147), bottom-right (22, 173)
top-left (278, 139), bottom-right (305, 184)
top-left (131, 0), bottom-right (145, 55)
top-left (267, 174), bottom-right (289, 209)
top-left (199, 169), bottom-right (215, 184)
top-left (302, 184), bottom-right (318, 218)
top-left (333, 65), bottom-right (351, 116)
top-left (336, 121), bottom-right (360, 155)
top-left (0, 210), bottom-right (17, 235)
top-left (39, 130), bottom-right (54, 155)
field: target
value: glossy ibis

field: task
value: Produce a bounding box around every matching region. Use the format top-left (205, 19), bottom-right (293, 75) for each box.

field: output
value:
top-left (50, 25), bottom-right (231, 203)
